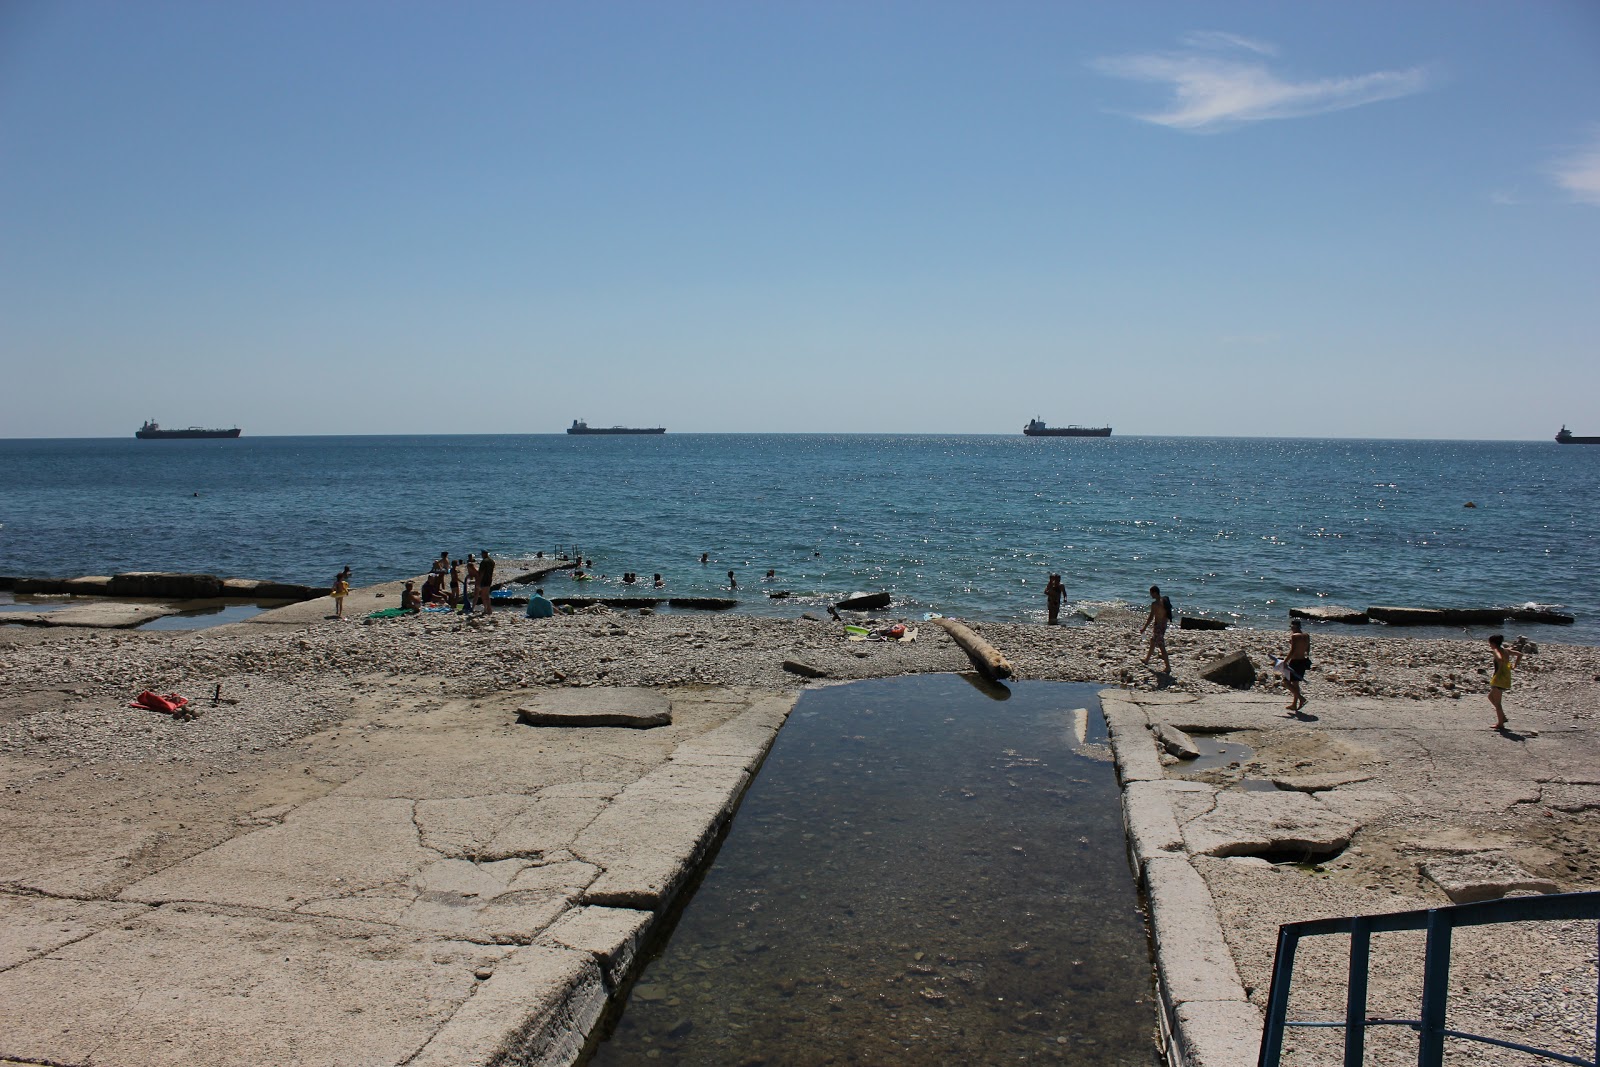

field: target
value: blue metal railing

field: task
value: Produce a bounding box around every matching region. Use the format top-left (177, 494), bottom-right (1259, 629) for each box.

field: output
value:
top-left (1259, 890), bottom-right (1600, 1067)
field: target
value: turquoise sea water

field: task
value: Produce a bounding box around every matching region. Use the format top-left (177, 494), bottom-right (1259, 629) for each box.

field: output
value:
top-left (1, 434), bottom-right (1595, 642)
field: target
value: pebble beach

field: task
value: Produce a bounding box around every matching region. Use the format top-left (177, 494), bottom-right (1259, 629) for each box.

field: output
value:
top-left (2, 585), bottom-right (1597, 1065)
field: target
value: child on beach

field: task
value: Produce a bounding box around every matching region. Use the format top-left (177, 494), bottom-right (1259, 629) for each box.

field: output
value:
top-left (332, 571), bottom-right (350, 619)
top-left (1487, 633), bottom-right (1523, 730)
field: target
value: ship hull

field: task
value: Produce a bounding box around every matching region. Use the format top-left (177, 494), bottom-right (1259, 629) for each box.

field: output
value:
top-left (135, 428), bottom-right (242, 439)
top-left (1557, 436), bottom-right (1600, 445)
top-left (1023, 426), bottom-right (1112, 437)
top-left (566, 427), bottom-right (666, 435)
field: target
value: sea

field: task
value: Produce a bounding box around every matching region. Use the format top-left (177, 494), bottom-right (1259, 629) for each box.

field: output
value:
top-left (1, 434), bottom-right (1595, 644)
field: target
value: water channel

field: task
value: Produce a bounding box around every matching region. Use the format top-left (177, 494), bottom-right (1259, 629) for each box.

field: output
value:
top-left (585, 675), bottom-right (1161, 1065)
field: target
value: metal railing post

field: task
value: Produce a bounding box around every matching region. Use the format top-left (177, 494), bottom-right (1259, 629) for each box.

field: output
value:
top-left (1417, 908), bottom-right (1454, 1067)
top-left (1344, 916), bottom-right (1372, 1067)
top-left (1259, 925), bottom-right (1300, 1067)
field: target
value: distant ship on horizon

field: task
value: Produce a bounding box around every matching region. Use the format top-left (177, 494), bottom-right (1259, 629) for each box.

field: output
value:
top-left (566, 419), bottom-right (666, 435)
top-left (1022, 418), bottom-right (1111, 438)
top-left (1556, 426), bottom-right (1599, 445)
top-left (135, 420), bottom-right (242, 440)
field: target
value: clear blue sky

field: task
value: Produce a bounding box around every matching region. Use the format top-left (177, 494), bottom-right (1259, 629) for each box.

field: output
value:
top-left (2, 1), bottom-right (1597, 438)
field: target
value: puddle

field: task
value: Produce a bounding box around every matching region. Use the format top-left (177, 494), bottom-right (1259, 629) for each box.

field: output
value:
top-left (0, 593), bottom-right (70, 613)
top-left (137, 602), bottom-right (276, 630)
top-left (1181, 736), bottom-right (1254, 775)
top-left (584, 675), bottom-right (1160, 1066)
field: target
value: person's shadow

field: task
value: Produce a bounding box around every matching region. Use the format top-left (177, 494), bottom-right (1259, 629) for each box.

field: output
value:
top-left (1494, 725), bottom-right (1531, 740)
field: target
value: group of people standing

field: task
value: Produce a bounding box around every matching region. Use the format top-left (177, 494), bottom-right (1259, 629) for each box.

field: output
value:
top-left (401, 550), bottom-right (497, 615)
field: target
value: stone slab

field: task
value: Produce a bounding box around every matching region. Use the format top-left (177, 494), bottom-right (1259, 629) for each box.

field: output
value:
top-left (1123, 780), bottom-right (1187, 875)
top-left (1143, 856), bottom-right (1247, 1007)
top-left (517, 688), bottom-right (672, 729)
top-left (407, 942), bottom-right (605, 1067)
top-left (0, 902), bottom-right (502, 1067)
top-left (538, 904), bottom-right (654, 989)
top-left (1420, 851), bottom-right (1559, 904)
top-left (120, 796), bottom-right (436, 909)
top-left (1288, 604), bottom-right (1369, 624)
top-left (1154, 721), bottom-right (1202, 759)
top-left (1172, 1000), bottom-right (1265, 1067)
top-left (1180, 790), bottom-right (1359, 860)
top-left (28, 601), bottom-right (185, 628)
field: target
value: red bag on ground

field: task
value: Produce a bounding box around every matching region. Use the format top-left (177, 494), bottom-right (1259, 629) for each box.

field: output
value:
top-left (130, 690), bottom-right (189, 713)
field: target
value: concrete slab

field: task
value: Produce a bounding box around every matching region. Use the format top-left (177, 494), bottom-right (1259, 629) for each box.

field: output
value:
top-left (1172, 1000), bottom-right (1266, 1067)
top-left (1421, 851), bottom-right (1560, 904)
top-left (539, 904), bottom-right (654, 988)
top-left (1123, 780), bottom-right (1187, 875)
top-left (517, 687), bottom-right (672, 728)
top-left (1143, 855), bottom-right (1248, 1006)
top-left (1180, 790), bottom-right (1359, 860)
top-left (120, 796), bottom-right (437, 909)
top-left (0, 892), bottom-right (149, 970)
top-left (0, 902), bottom-right (505, 1067)
top-left (407, 943), bottom-right (606, 1067)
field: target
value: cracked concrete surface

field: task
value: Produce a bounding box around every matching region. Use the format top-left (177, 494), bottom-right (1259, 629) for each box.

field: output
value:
top-left (0, 684), bottom-right (797, 1067)
top-left (1104, 687), bottom-right (1600, 1067)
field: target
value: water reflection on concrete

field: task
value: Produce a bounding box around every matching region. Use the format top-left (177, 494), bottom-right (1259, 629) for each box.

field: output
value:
top-left (586, 675), bottom-right (1159, 1066)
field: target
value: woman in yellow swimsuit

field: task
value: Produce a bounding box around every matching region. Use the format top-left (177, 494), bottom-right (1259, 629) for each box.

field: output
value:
top-left (1486, 634), bottom-right (1522, 731)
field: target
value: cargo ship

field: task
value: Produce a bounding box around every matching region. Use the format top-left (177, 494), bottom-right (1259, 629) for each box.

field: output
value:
top-left (1023, 418), bottom-right (1111, 438)
top-left (567, 419), bottom-right (666, 435)
top-left (135, 420), bottom-right (242, 440)
top-left (1556, 426), bottom-right (1600, 445)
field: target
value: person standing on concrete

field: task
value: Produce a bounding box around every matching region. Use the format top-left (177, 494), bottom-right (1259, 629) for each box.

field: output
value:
top-left (477, 550), bottom-right (496, 614)
top-left (1281, 619), bottom-right (1311, 713)
top-left (1487, 633), bottom-right (1523, 730)
top-left (1044, 573), bottom-right (1064, 625)
top-left (1140, 585), bottom-right (1172, 673)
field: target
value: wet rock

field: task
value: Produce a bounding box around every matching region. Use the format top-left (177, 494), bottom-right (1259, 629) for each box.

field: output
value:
top-left (782, 659), bottom-right (829, 679)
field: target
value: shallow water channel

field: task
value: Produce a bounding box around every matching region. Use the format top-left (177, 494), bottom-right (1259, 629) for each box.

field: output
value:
top-left (585, 675), bottom-right (1160, 1066)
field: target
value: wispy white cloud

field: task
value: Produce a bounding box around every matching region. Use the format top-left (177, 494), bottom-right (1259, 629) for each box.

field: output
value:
top-left (1092, 37), bottom-right (1429, 133)
top-left (1180, 31), bottom-right (1276, 57)
top-left (1551, 129), bottom-right (1600, 206)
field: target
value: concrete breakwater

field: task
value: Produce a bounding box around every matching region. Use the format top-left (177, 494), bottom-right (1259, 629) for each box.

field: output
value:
top-left (2, 572), bottom-right (330, 601)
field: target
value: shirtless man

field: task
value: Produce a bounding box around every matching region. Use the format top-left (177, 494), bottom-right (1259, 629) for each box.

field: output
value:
top-left (1140, 585), bottom-right (1172, 673)
top-left (1282, 619), bottom-right (1311, 713)
top-left (400, 580), bottom-right (421, 613)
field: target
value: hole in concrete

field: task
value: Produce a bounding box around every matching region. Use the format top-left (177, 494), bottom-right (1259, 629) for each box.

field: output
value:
top-left (583, 675), bottom-right (1161, 1066)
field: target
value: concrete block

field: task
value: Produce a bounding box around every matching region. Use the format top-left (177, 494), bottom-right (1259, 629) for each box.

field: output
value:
top-left (402, 943), bottom-right (604, 1067)
top-left (1143, 856), bottom-right (1247, 1007)
top-left (1123, 781), bottom-right (1187, 875)
top-left (539, 905), bottom-right (654, 989)
top-left (1181, 791), bottom-right (1358, 860)
top-left (1172, 1000), bottom-right (1265, 1067)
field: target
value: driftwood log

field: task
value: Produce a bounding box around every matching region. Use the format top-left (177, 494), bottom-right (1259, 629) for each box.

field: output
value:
top-left (932, 618), bottom-right (1014, 681)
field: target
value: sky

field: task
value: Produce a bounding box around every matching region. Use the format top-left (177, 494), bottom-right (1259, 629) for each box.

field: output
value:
top-left (1, 1), bottom-right (1597, 439)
